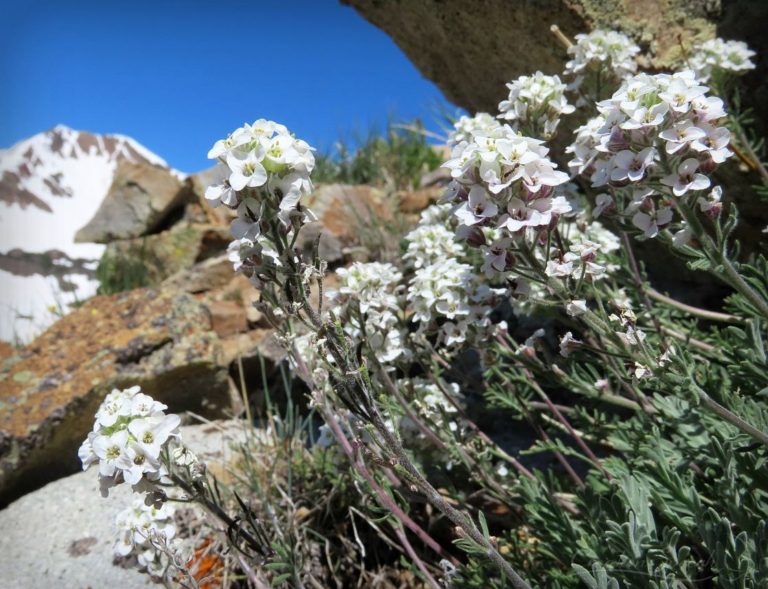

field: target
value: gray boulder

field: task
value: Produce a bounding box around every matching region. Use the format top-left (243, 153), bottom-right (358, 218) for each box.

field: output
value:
top-left (75, 161), bottom-right (188, 243)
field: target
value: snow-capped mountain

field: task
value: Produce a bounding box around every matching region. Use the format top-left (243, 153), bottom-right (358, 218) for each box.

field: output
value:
top-left (0, 125), bottom-right (176, 343)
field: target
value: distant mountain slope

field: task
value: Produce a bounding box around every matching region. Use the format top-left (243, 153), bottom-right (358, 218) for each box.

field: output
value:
top-left (0, 125), bottom-right (177, 343)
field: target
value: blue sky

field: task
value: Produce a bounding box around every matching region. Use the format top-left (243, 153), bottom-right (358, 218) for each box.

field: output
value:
top-left (0, 0), bottom-right (455, 172)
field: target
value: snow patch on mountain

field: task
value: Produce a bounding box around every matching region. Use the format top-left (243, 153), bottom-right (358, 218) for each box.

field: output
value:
top-left (0, 125), bottom-right (180, 343)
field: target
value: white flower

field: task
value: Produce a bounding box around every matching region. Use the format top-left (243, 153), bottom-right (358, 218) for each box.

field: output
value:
top-left (454, 185), bottom-right (499, 226)
top-left (92, 430), bottom-right (129, 478)
top-left (449, 113), bottom-right (502, 146)
top-left (593, 193), bottom-right (614, 217)
top-left (80, 386), bottom-right (182, 496)
top-left (698, 185), bottom-right (723, 216)
top-left (404, 223), bottom-right (465, 269)
top-left (633, 363), bottom-right (652, 379)
top-left (564, 29), bottom-right (640, 87)
top-left (559, 332), bottom-right (582, 357)
top-left (609, 147), bottom-right (656, 183)
top-left (566, 300), bottom-right (588, 316)
top-left (690, 38), bottom-right (756, 82)
top-left (658, 121), bottom-right (707, 155)
top-left (661, 158), bottom-right (710, 196)
top-left (114, 498), bottom-right (178, 575)
top-left (226, 149), bottom-right (268, 191)
top-left (672, 224), bottom-right (694, 248)
top-left (498, 72), bottom-right (575, 138)
top-left (128, 414), bottom-right (181, 458)
top-left (632, 207), bottom-right (673, 238)
top-left (567, 69), bottom-right (732, 233)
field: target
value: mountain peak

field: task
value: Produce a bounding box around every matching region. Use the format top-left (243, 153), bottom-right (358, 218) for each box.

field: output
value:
top-left (0, 126), bottom-right (177, 342)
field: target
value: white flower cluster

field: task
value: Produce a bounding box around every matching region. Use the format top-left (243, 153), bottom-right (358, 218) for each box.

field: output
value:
top-left (79, 386), bottom-right (180, 496)
top-left (410, 378), bottom-right (461, 433)
top-left (334, 262), bottom-right (407, 363)
top-left (418, 203), bottom-right (456, 226)
top-left (564, 30), bottom-right (640, 89)
top-left (689, 38), bottom-right (756, 83)
top-left (114, 498), bottom-right (179, 577)
top-left (545, 238), bottom-right (610, 281)
top-left (449, 113), bottom-right (501, 146)
top-left (205, 120), bottom-right (315, 283)
top-left (407, 258), bottom-right (500, 349)
top-left (442, 121), bottom-right (570, 277)
top-left (497, 72), bottom-right (575, 138)
top-left (567, 70), bottom-right (733, 236)
top-left (404, 223), bottom-right (465, 269)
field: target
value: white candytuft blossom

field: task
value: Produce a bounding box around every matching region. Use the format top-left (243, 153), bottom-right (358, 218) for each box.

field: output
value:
top-left (497, 72), bottom-right (575, 139)
top-left (689, 38), bottom-right (756, 82)
top-left (407, 378), bottom-right (463, 437)
top-left (206, 120), bottom-right (316, 284)
top-left (79, 386), bottom-right (181, 497)
top-left (566, 70), bottom-right (733, 237)
top-left (442, 121), bottom-right (570, 278)
top-left (407, 258), bottom-right (500, 349)
top-left (404, 223), bottom-right (465, 269)
top-left (114, 498), bottom-right (179, 577)
top-left (449, 113), bottom-right (503, 146)
top-left (334, 262), bottom-right (407, 364)
top-left (564, 29), bottom-right (640, 90)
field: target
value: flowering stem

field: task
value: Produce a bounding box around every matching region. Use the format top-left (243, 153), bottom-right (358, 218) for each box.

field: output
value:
top-left (318, 405), bottom-right (459, 566)
top-left (392, 525), bottom-right (443, 589)
top-left (620, 232), bottom-right (668, 346)
top-left (676, 201), bottom-right (768, 319)
top-left (171, 474), bottom-right (268, 558)
top-left (371, 414), bottom-right (533, 589)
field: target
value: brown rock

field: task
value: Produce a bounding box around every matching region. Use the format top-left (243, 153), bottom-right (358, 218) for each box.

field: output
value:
top-left (298, 184), bottom-right (394, 263)
top-left (0, 342), bottom-right (15, 362)
top-left (307, 184), bottom-right (391, 237)
top-left (342, 0), bottom-right (720, 115)
top-left (99, 222), bottom-right (231, 287)
top-left (187, 166), bottom-right (237, 227)
top-left (397, 186), bottom-right (443, 215)
top-left (218, 328), bottom-right (284, 369)
top-left (162, 253), bottom-right (234, 294)
top-left (0, 287), bottom-right (229, 507)
top-left (75, 161), bottom-right (188, 243)
top-left (208, 300), bottom-right (248, 338)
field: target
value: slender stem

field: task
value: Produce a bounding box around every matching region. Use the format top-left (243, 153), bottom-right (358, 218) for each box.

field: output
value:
top-left (526, 372), bottom-right (612, 480)
top-left (373, 416), bottom-right (533, 589)
top-left (393, 526), bottom-right (443, 589)
top-left (320, 408), bottom-right (459, 566)
top-left (621, 232), bottom-right (668, 346)
top-left (676, 201), bottom-right (768, 319)
top-left (692, 383), bottom-right (768, 447)
top-left (647, 288), bottom-right (742, 323)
